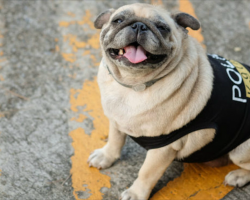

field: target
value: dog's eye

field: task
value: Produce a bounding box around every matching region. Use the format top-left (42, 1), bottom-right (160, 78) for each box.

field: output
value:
top-left (157, 25), bottom-right (166, 31)
top-left (113, 18), bottom-right (123, 24)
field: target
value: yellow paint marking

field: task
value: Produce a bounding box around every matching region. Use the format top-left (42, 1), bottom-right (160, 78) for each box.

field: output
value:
top-left (68, 73), bottom-right (77, 79)
top-left (0, 74), bottom-right (4, 81)
top-left (151, 0), bottom-right (163, 5)
top-left (150, 0), bottom-right (238, 199)
top-left (63, 33), bottom-right (100, 52)
top-left (67, 12), bottom-right (76, 18)
top-left (55, 45), bottom-right (60, 52)
top-left (87, 32), bottom-right (100, 49)
top-left (61, 53), bottom-right (76, 63)
top-left (64, 34), bottom-right (86, 49)
top-left (90, 55), bottom-right (100, 67)
top-left (151, 164), bottom-right (238, 200)
top-left (60, 10), bottom-right (95, 29)
top-left (179, 0), bottom-right (204, 44)
top-left (0, 51), bottom-right (3, 56)
top-left (83, 50), bottom-right (91, 56)
top-left (70, 78), bottom-right (110, 200)
top-left (77, 10), bottom-right (95, 30)
top-left (63, 34), bottom-right (87, 52)
top-left (59, 13), bottom-right (104, 200)
top-left (59, 21), bottom-right (75, 27)
top-left (71, 114), bottom-right (87, 123)
top-left (0, 58), bottom-right (6, 63)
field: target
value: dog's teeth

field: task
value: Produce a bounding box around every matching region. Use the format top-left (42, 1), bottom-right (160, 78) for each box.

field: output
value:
top-left (118, 49), bottom-right (124, 55)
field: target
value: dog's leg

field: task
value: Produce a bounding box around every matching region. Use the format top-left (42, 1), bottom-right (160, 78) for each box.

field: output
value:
top-left (121, 145), bottom-right (176, 200)
top-left (224, 138), bottom-right (250, 187)
top-left (87, 122), bottom-right (126, 169)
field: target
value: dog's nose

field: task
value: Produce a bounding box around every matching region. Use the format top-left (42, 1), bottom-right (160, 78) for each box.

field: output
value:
top-left (131, 22), bottom-right (148, 33)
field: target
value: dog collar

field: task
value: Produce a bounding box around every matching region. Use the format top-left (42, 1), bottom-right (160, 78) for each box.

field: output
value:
top-left (106, 64), bottom-right (165, 92)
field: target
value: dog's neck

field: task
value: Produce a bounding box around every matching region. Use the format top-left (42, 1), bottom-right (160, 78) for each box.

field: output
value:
top-left (105, 63), bottom-right (169, 91)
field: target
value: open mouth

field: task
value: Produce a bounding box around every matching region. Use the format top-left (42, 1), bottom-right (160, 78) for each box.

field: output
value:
top-left (108, 42), bottom-right (167, 64)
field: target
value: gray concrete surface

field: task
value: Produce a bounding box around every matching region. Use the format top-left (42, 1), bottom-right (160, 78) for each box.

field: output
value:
top-left (0, 1), bottom-right (75, 199)
top-left (0, 0), bottom-right (250, 200)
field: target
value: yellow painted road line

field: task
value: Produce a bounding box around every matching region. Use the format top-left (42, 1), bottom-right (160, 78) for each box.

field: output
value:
top-left (151, 164), bottom-right (238, 200)
top-left (59, 10), bottom-right (111, 199)
top-left (70, 78), bottom-right (110, 200)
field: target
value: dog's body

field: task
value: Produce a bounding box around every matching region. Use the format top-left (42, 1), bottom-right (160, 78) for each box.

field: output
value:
top-left (88, 3), bottom-right (250, 199)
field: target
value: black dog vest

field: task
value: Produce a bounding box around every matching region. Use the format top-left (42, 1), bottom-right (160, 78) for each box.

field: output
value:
top-left (130, 54), bottom-right (250, 163)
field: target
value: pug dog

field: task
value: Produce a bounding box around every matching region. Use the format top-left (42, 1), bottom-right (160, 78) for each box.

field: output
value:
top-left (88, 3), bottom-right (250, 200)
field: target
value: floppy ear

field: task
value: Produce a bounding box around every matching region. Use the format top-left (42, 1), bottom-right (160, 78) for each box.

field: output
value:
top-left (172, 12), bottom-right (200, 30)
top-left (94, 9), bottom-right (115, 29)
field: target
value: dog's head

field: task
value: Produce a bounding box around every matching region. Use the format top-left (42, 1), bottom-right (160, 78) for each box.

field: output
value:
top-left (95, 3), bottom-right (200, 71)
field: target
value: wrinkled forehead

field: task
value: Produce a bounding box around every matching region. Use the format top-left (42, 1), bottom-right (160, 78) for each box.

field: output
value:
top-left (112, 4), bottom-right (172, 24)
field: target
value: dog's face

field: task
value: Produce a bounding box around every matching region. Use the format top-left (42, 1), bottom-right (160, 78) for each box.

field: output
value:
top-left (95, 3), bottom-right (200, 70)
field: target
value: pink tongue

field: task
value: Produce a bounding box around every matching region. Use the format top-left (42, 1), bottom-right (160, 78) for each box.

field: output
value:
top-left (124, 45), bottom-right (147, 64)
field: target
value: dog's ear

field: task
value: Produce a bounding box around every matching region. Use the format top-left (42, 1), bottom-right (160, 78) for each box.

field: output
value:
top-left (172, 12), bottom-right (200, 30)
top-left (94, 9), bottom-right (115, 29)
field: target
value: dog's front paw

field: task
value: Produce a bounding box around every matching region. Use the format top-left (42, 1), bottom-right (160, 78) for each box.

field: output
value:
top-left (121, 189), bottom-right (141, 200)
top-left (121, 187), bottom-right (150, 200)
top-left (224, 169), bottom-right (250, 187)
top-left (87, 148), bottom-right (116, 169)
